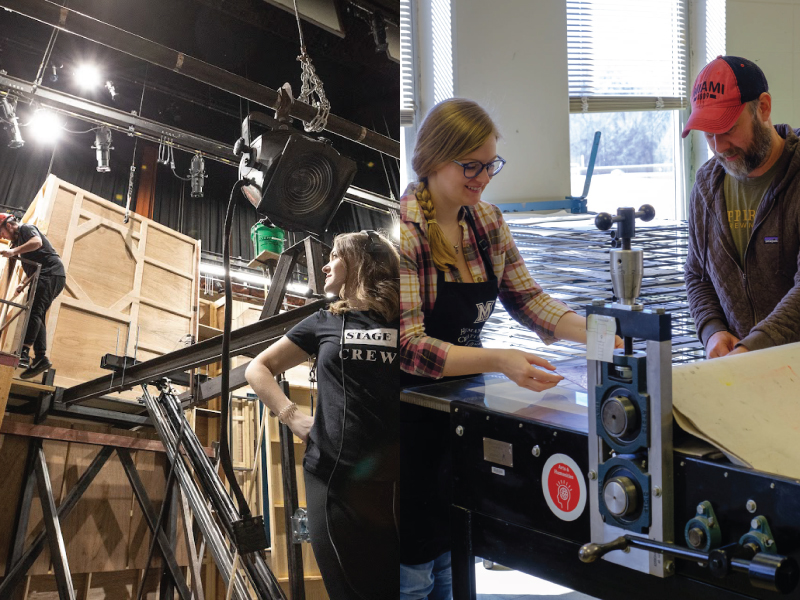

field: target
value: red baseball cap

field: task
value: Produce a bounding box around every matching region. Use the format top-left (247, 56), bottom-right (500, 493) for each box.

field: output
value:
top-left (0, 213), bottom-right (13, 228)
top-left (681, 56), bottom-right (769, 138)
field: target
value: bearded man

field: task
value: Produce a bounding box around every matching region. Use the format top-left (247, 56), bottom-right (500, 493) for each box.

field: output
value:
top-left (683, 56), bottom-right (800, 359)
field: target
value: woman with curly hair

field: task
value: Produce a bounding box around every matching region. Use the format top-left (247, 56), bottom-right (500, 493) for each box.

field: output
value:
top-left (247, 230), bottom-right (399, 600)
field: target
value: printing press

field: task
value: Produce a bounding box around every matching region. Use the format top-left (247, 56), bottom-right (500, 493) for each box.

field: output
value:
top-left (401, 206), bottom-right (800, 599)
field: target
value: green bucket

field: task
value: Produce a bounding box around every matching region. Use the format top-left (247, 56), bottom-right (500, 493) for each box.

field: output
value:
top-left (251, 222), bottom-right (285, 255)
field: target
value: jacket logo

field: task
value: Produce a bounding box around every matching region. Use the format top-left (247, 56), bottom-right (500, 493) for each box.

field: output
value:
top-left (692, 80), bottom-right (726, 102)
top-left (764, 236), bottom-right (778, 244)
top-left (474, 301), bottom-right (495, 323)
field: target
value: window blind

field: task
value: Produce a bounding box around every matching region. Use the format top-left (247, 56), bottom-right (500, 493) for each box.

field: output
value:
top-left (400, 0), bottom-right (415, 126)
top-left (567, 0), bottom-right (688, 113)
top-left (705, 0), bottom-right (726, 64)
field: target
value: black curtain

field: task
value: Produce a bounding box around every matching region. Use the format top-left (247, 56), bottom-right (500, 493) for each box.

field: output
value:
top-left (0, 135), bottom-right (391, 261)
top-left (0, 131), bottom-right (131, 213)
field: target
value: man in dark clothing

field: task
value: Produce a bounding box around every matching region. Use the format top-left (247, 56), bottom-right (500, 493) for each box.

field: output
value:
top-left (0, 214), bottom-right (66, 378)
top-left (683, 56), bottom-right (800, 358)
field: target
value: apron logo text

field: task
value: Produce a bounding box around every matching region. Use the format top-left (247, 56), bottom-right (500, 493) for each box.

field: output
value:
top-left (474, 300), bottom-right (495, 323)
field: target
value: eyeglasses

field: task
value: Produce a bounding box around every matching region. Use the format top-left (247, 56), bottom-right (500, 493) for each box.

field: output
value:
top-left (452, 156), bottom-right (506, 179)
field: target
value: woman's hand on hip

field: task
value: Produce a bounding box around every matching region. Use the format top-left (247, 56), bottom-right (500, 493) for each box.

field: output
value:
top-left (289, 412), bottom-right (315, 444)
top-left (496, 349), bottom-right (563, 392)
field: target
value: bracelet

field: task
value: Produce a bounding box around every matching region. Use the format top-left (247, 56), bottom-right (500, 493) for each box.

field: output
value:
top-left (277, 402), bottom-right (298, 424)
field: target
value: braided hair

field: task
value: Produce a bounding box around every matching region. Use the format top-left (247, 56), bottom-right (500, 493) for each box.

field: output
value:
top-left (411, 98), bottom-right (498, 271)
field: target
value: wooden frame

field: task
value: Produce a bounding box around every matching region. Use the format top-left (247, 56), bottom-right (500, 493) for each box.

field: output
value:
top-left (11, 175), bottom-right (200, 398)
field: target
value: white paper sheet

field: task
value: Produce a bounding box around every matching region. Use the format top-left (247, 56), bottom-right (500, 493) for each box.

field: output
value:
top-left (587, 314), bottom-right (616, 362)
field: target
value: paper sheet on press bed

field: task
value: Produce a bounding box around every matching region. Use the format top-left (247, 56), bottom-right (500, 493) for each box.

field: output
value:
top-left (672, 341), bottom-right (800, 480)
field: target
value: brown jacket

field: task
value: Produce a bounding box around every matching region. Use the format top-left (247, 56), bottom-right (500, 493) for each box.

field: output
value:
top-left (685, 124), bottom-right (800, 351)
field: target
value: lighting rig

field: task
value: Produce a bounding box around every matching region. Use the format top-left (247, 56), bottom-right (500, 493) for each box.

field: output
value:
top-left (1, 94), bottom-right (25, 148)
top-left (92, 125), bottom-right (112, 172)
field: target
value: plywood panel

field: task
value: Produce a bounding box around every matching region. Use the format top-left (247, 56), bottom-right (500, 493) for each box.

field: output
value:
top-left (137, 304), bottom-right (192, 355)
top-left (59, 425), bottom-right (131, 573)
top-left (144, 226), bottom-right (194, 272)
top-left (214, 299), bottom-right (262, 331)
top-left (81, 197), bottom-right (142, 234)
top-left (25, 569), bottom-right (161, 599)
top-left (46, 187), bottom-right (78, 256)
top-left (126, 447), bottom-right (167, 570)
top-left (141, 263), bottom-right (193, 315)
top-left (0, 417), bottom-right (32, 577)
top-left (0, 363), bottom-right (15, 428)
top-left (49, 306), bottom-right (130, 388)
top-left (69, 225), bottom-right (136, 309)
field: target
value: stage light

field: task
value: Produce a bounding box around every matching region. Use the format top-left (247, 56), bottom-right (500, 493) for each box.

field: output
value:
top-left (190, 153), bottom-right (206, 198)
top-left (92, 126), bottom-right (113, 172)
top-left (28, 110), bottom-right (62, 144)
top-left (371, 13), bottom-right (389, 54)
top-left (1, 96), bottom-right (24, 148)
top-left (75, 64), bottom-right (101, 89)
top-left (48, 63), bottom-right (62, 83)
top-left (105, 80), bottom-right (117, 101)
top-left (237, 112), bottom-right (357, 235)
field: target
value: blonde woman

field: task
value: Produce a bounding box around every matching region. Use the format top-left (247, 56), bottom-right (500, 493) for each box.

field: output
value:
top-left (246, 231), bottom-right (399, 600)
top-left (399, 99), bottom-right (618, 599)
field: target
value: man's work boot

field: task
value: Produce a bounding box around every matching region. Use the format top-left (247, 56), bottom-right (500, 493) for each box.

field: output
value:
top-left (21, 355), bottom-right (52, 380)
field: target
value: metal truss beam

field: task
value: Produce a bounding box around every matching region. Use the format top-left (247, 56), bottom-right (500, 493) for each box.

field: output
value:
top-left (118, 448), bottom-right (193, 600)
top-left (62, 298), bottom-right (327, 406)
top-left (0, 447), bottom-right (113, 598)
top-left (0, 72), bottom-right (236, 164)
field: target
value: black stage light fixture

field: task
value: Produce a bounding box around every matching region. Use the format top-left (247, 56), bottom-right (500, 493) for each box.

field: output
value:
top-left (48, 63), bottom-right (62, 83)
top-left (92, 125), bottom-right (113, 172)
top-left (190, 152), bottom-right (206, 198)
top-left (236, 112), bottom-right (357, 236)
top-left (105, 80), bottom-right (117, 101)
top-left (371, 13), bottom-right (389, 54)
top-left (1, 96), bottom-right (25, 148)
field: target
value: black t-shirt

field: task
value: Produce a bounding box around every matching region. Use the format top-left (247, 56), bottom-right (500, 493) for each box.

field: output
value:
top-left (286, 309), bottom-right (399, 482)
top-left (13, 224), bottom-right (65, 278)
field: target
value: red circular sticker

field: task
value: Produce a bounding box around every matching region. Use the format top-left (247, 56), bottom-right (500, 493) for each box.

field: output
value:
top-left (548, 462), bottom-right (580, 513)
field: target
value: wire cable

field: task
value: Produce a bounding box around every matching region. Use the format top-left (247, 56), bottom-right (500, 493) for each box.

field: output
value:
top-left (221, 179), bottom-right (253, 519)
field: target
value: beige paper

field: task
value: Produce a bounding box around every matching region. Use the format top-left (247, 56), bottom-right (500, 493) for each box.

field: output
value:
top-left (672, 342), bottom-right (800, 480)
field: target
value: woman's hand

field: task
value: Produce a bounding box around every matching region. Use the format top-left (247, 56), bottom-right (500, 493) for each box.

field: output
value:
top-left (288, 411), bottom-right (315, 444)
top-left (495, 349), bottom-right (563, 392)
top-left (614, 335), bottom-right (624, 349)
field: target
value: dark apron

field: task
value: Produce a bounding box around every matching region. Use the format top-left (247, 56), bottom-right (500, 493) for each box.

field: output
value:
top-left (400, 209), bottom-right (499, 565)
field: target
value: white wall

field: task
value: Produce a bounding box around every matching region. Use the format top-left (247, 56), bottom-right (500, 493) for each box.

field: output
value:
top-left (727, 0), bottom-right (800, 127)
top-left (451, 0), bottom-right (571, 206)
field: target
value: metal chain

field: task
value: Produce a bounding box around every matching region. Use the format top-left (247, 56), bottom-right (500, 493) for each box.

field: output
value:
top-left (292, 0), bottom-right (331, 132)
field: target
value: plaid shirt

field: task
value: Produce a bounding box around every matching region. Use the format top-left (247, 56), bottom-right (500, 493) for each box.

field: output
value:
top-left (400, 192), bottom-right (573, 379)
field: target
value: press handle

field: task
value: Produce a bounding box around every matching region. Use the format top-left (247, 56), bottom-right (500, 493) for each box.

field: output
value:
top-left (579, 537), bottom-right (629, 563)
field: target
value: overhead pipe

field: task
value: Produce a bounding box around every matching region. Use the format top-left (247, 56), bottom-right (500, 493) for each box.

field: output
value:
top-left (0, 0), bottom-right (400, 159)
top-left (0, 73), bottom-right (398, 213)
